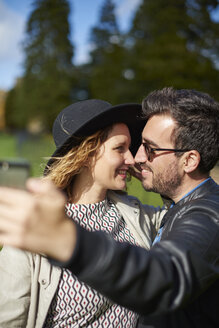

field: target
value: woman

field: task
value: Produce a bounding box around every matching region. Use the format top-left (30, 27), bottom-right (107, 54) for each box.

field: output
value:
top-left (0, 99), bottom-right (166, 327)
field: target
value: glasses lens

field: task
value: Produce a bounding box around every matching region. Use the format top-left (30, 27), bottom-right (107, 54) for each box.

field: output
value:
top-left (143, 143), bottom-right (151, 160)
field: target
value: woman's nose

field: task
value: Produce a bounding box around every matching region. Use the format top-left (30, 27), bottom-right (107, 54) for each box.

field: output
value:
top-left (124, 150), bottom-right (135, 165)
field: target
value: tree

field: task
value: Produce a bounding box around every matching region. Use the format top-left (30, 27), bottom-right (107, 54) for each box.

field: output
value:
top-left (186, 0), bottom-right (219, 56)
top-left (6, 0), bottom-right (75, 130)
top-left (126, 0), bottom-right (219, 100)
top-left (88, 0), bottom-right (136, 104)
top-left (89, 0), bottom-right (120, 66)
top-left (5, 79), bottom-right (27, 129)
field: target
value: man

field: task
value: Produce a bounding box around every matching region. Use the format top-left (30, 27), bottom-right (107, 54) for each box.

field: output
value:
top-left (0, 87), bottom-right (218, 327)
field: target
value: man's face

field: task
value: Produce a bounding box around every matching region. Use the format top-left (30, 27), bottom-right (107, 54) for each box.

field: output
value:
top-left (135, 114), bottom-right (183, 199)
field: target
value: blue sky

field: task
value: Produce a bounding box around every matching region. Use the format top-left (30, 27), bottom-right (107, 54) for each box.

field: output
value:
top-left (0, 0), bottom-right (141, 90)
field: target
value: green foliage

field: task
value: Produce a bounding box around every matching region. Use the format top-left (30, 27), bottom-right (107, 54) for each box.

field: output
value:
top-left (126, 0), bottom-right (219, 101)
top-left (89, 44), bottom-right (135, 104)
top-left (185, 0), bottom-right (219, 54)
top-left (89, 0), bottom-right (120, 65)
top-left (4, 0), bottom-right (219, 130)
top-left (5, 83), bottom-right (29, 128)
top-left (0, 133), bottom-right (17, 158)
top-left (19, 135), bottom-right (55, 177)
top-left (86, 0), bottom-right (219, 104)
top-left (127, 177), bottom-right (163, 207)
top-left (0, 133), bottom-right (55, 177)
top-left (88, 0), bottom-right (134, 104)
top-left (5, 0), bottom-right (75, 131)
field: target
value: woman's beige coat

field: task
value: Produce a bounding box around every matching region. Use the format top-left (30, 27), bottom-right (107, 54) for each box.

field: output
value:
top-left (0, 191), bottom-right (166, 328)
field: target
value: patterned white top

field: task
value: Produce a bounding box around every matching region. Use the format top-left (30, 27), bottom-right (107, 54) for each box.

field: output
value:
top-left (44, 199), bottom-right (139, 328)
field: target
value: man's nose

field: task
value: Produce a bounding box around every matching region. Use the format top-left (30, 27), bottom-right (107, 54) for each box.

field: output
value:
top-left (135, 144), bottom-right (147, 163)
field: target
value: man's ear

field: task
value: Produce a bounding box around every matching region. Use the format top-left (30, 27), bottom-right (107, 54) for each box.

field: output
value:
top-left (183, 150), bottom-right (201, 173)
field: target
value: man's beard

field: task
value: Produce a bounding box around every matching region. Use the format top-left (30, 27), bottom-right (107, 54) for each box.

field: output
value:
top-left (142, 161), bottom-right (182, 200)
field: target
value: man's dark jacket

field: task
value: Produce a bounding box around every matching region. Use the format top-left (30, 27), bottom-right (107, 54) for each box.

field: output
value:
top-left (51, 178), bottom-right (219, 328)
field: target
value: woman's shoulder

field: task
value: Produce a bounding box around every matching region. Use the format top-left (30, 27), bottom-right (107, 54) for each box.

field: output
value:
top-left (0, 245), bottom-right (40, 268)
top-left (107, 190), bottom-right (141, 205)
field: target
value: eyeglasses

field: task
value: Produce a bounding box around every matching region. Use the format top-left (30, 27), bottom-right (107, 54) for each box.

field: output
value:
top-left (142, 142), bottom-right (191, 161)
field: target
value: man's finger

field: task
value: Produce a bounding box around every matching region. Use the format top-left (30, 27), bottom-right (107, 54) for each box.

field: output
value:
top-left (26, 178), bottom-right (66, 201)
top-left (0, 187), bottom-right (30, 205)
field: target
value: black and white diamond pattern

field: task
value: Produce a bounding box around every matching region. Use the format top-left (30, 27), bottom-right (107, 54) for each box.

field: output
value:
top-left (44, 199), bottom-right (138, 328)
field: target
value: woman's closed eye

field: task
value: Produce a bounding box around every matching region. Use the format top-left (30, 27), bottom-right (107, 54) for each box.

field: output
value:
top-left (114, 146), bottom-right (125, 152)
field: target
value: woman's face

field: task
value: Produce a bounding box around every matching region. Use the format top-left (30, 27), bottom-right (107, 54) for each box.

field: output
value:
top-left (90, 123), bottom-right (134, 191)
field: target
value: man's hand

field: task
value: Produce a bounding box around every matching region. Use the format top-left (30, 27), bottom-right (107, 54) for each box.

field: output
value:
top-left (0, 178), bottom-right (76, 262)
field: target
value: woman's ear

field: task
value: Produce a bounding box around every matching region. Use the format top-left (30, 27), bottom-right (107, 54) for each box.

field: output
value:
top-left (84, 158), bottom-right (91, 168)
top-left (183, 150), bottom-right (201, 173)
top-left (85, 154), bottom-right (97, 169)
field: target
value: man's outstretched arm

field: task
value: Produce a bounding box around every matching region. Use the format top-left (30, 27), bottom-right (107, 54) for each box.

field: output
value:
top-left (0, 179), bottom-right (218, 316)
top-left (50, 218), bottom-right (219, 316)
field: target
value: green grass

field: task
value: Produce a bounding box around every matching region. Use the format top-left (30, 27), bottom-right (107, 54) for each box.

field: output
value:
top-left (127, 176), bottom-right (163, 206)
top-left (0, 132), bottom-right (55, 177)
top-left (0, 132), bottom-right (17, 158)
top-left (0, 132), bottom-right (163, 206)
top-left (20, 135), bottom-right (55, 177)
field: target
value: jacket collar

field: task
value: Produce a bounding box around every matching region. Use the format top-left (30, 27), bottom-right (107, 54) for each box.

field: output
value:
top-left (161, 178), bottom-right (218, 228)
top-left (176, 178), bottom-right (218, 207)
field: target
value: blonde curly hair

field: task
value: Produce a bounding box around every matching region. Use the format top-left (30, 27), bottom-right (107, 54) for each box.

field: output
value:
top-left (45, 125), bottom-right (112, 198)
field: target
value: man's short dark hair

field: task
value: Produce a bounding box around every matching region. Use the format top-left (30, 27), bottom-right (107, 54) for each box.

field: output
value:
top-left (142, 87), bottom-right (219, 173)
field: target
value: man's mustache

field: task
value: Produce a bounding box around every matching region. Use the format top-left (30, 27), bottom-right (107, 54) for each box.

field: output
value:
top-left (138, 163), bottom-right (153, 172)
top-left (128, 163), bottom-right (153, 179)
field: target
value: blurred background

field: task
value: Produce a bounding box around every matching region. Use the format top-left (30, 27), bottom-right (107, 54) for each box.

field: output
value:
top-left (0, 0), bottom-right (218, 205)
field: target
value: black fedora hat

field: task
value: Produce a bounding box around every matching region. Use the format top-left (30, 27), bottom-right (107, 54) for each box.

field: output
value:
top-left (45, 99), bottom-right (145, 172)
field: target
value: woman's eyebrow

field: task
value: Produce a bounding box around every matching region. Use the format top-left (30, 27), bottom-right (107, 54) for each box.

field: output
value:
top-left (115, 140), bottom-right (132, 149)
top-left (114, 140), bottom-right (126, 145)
